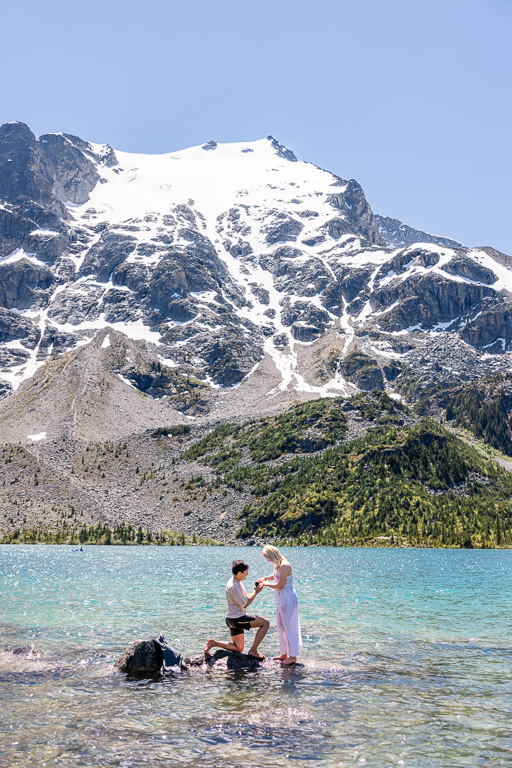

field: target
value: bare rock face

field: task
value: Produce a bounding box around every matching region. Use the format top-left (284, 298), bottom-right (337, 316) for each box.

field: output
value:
top-left (443, 254), bottom-right (497, 285)
top-left (39, 133), bottom-right (100, 205)
top-left (328, 179), bottom-right (384, 246)
top-left (373, 274), bottom-right (495, 331)
top-left (0, 206), bottom-right (37, 258)
top-left (340, 352), bottom-right (385, 391)
top-left (0, 259), bottom-right (55, 310)
top-left (0, 307), bottom-right (40, 345)
top-left (376, 214), bottom-right (464, 250)
top-left (461, 298), bottom-right (512, 351)
top-left (0, 122), bottom-right (62, 215)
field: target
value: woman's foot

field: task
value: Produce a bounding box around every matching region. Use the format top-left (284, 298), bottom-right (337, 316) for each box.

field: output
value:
top-left (247, 650), bottom-right (265, 660)
top-left (281, 656), bottom-right (297, 665)
top-left (204, 639), bottom-right (215, 655)
top-left (273, 654), bottom-right (288, 661)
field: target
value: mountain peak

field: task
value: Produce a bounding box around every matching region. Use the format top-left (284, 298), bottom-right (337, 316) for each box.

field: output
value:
top-left (265, 135), bottom-right (297, 162)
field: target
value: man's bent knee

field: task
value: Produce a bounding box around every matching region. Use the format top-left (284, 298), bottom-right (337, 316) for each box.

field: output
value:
top-left (251, 616), bottom-right (269, 628)
top-left (233, 636), bottom-right (244, 652)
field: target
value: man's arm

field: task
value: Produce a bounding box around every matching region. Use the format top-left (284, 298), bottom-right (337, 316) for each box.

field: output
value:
top-left (240, 582), bottom-right (262, 609)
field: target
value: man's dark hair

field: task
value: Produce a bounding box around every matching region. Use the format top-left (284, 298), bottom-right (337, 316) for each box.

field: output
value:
top-left (232, 559), bottom-right (249, 575)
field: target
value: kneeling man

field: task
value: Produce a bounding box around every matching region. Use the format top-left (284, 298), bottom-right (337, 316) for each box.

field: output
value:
top-left (204, 559), bottom-right (269, 660)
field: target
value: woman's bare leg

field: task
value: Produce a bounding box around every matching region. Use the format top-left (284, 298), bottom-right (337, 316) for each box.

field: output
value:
top-left (204, 634), bottom-right (244, 654)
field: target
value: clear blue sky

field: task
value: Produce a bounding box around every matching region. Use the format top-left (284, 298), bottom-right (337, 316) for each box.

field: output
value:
top-left (1, 0), bottom-right (511, 253)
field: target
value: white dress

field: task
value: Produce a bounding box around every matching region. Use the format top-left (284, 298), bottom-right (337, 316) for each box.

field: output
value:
top-left (273, 566), bottom-right (302, 657)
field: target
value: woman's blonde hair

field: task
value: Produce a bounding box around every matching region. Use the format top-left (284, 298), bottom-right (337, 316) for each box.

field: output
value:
top-left (262, 544), bottom-right (283, 565)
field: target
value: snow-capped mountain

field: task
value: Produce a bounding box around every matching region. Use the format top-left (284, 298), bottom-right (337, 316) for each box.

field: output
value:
top-left (0, 121), bottom-right (511, 435)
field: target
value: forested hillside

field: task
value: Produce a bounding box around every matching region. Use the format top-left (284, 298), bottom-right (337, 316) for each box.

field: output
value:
top-left (183, 394), bottom-right (512, 548)
top-left (417, 374), bottom-right (512, 456)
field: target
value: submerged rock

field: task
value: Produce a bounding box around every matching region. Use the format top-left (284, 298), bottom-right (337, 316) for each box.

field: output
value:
top-left (4, 644), bottom-right (44, 659)
top-left (186, 649), bottom-right (279, 670)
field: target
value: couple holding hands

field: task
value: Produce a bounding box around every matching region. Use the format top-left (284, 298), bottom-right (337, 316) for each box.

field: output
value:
top-left (204, 545), bottom-right (302, 665)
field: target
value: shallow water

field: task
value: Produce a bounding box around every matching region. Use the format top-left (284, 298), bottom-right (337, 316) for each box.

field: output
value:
top-left (1, 545), bottom-right (511, 767)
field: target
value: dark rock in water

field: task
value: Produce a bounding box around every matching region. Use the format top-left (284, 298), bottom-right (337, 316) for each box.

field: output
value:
top-left (185, 649), bottom-right (278, 670)
top-left (115, 640), bottom-right (160, 674)
top-left (115, 637), bottom-right (183, 675)
top-left (4, 644), bottom-right (44, 659)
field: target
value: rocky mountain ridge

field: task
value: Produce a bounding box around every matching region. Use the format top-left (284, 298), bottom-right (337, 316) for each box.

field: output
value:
top-left (0, 121), bottom-right (511, 445)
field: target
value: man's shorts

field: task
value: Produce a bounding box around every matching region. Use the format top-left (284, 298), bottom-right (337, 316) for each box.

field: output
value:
top-left (225, 614), bottom-right (256, 636)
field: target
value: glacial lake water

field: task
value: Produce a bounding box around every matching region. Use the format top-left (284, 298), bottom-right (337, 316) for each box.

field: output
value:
top-left (1, 545), bottom-right (511, 768)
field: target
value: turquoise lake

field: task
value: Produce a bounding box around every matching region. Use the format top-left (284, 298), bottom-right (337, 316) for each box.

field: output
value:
top-left (1, 545), bottom-right (511, 767)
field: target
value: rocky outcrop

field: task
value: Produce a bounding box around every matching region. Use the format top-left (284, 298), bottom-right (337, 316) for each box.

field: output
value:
top-left (460, 298), bottom-right (512, 351)
top-left (443, 255), bottom-right (497, 285)
top-left (0, 206), bottom-right (38, 258)
top-left (281, 299), bottom-right (331, 341)
top-left (328, 179), bottom-right (384, 246)
top-left (373, 274), bottom-right (495, 331)
top-left (39, 133), bottom-right (100, 205)
top-left (0, 307), bottom-right (40, 345)
top-left (0, 258), bottom-right (55, 310)
top-left (79, 231), bottom-right (138, 282)
top-left (267, 135), bottom-right (297, 162)
top-left (265, 215), bottom-right (304, 245)
top-left (340, 352), bottom-right (385, 391)
top-left (0, 122), bottom-right (64, 215)
top-left (23, 230), bottom-right (67, 264)
top-left (200, 329), bottom-right (263, 387)
top-left (376, 215), bottom-right (463, 249)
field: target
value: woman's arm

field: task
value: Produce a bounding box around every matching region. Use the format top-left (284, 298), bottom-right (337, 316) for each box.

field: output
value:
top-left (262, 564), bottom-right (291, 590)
top-left (258, 572), bottom-right (276, 585)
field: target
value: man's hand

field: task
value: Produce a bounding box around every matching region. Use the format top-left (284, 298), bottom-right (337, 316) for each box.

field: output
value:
top-left (254, 583), bottom-right (264, 594)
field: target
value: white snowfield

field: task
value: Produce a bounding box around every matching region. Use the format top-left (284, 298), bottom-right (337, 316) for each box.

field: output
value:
top-left (27, 432), bottom-right (46, 442)
top-left (1, 135), bottom-right (511, 396)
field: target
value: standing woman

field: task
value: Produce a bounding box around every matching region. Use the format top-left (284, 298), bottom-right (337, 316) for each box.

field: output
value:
top-left (258, 545), bottom-right (302, 665)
